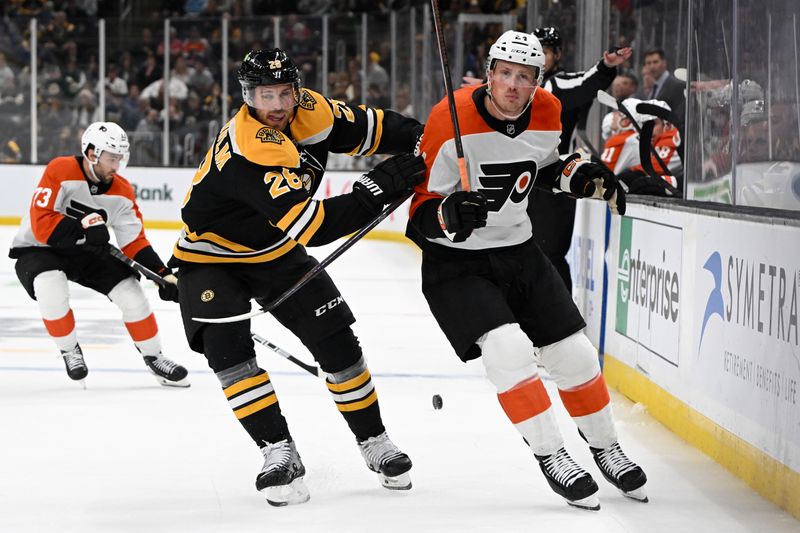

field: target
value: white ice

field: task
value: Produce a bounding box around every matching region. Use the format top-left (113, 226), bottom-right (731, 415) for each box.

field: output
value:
top-left (0, 227), bottom-right (796, 533)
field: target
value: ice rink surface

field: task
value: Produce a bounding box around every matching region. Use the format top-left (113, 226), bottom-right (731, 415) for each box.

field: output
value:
top-left (0, 227), bottom-right (796, 533)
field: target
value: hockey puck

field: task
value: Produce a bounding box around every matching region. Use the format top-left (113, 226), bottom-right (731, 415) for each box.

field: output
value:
top-left (432, 394), bottom-right (443, 410)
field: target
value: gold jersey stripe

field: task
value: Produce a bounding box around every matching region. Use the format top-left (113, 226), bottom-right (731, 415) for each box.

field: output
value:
top-left (297, 202), bottom-right (325, 245)
top-left (172, 239), bottom-right (297, 264)
top-left (276, 198), bottom-right (311, 231)
top-left (234, 394), bottom-right (278, 419)
top-left (184, 229), bottom-right (257, 253)
top-left (326, 369), bottom-right (371, 393)
top-left (364, 108), bottom-right (385, 156)
top-left (225, 372), bottom-right (270, 398)
top-left (336, 390), bottom-right (378, 412)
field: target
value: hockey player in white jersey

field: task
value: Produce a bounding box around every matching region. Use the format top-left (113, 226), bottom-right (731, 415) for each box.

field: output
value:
top-left (407, 30), bottom-right (647, 510)
top-left (9, 122), bottom-right (190, 388)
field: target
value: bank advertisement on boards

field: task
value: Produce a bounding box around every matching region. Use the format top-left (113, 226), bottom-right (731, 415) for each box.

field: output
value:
top-left (614, 215), bottom-right (683, 368)
top-left (694, 216), bottom-right (800, 470)
top-left (567, 200), bottom-right (607, 348)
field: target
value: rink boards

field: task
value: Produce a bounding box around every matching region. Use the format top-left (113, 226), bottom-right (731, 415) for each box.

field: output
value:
top-left (1, 164), bottom-right (798, 520)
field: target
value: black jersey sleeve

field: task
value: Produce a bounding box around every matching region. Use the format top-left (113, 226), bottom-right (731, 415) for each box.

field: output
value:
top-left (325, 97), bottom-right (421, 156)
top-left (231, 158), bottom-right (374, 248)
top-left (544, 61), bottom-right (617, 111)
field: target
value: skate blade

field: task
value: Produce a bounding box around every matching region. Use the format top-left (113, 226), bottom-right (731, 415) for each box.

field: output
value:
top-left (566, 493), bottom-right (600, 511)
top-left (75, 378), bottom-right (87, 390)
top-left (379, 472), bottom-right (412, 491)
top-left (262, 477), bottom-right (311, 507)
top-left (152, 374), bottom-right (191, 388)
top-left (621, 486), bottom-right (648, 502)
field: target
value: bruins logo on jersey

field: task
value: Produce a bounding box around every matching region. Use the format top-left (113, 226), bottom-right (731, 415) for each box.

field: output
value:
top-left (299, 90), bottom-right (317, 111)
top-left (256, 127), bottom-right (285, 144)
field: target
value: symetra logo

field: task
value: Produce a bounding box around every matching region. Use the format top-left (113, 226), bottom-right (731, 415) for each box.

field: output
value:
top-left (699, 252), bottom-right (724, 349)
top-left (699, 250), bottom-right (800, 350)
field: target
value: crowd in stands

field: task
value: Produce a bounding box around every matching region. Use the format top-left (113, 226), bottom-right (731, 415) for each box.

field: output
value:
top-left (0, 0), bottom-right (679, 169)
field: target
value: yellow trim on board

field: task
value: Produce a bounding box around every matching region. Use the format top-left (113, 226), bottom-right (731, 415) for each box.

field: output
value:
top-left (603, 354), bottom-right (800, 521)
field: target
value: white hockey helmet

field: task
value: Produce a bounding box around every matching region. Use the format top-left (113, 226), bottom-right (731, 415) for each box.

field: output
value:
top-left (601, 111), bottom-right (616, 140)
top-left (81, 121), bottom-right (130, 169)
top-left (618, 97), bottom-right (646, 130)
top-left (487, 30), bottom-right (545, 85)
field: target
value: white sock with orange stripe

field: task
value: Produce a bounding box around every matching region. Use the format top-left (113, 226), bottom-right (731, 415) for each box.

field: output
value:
top-left (540, 332), bottom-right (618, 449)
top-left (479, 324), bottom-right (564, 456)
top-left (33, 270), bottom-right (78, 352)
top-left (108, 278), bottom-right (162, 356)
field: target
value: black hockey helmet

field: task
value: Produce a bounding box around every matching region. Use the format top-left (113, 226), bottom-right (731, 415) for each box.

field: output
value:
top-left (238, 49), bottom-right (302, 106)
top-left (532, 27), bottom-right (562, 52)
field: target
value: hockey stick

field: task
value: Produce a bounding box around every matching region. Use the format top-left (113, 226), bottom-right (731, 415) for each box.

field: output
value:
top-left (108, 245), bottom-right (169, 287)
top-left (252, 333), bottom-right (322, 377)
top-left (596, 90), bottom-right (672, 176)
top-left (430, 0), bottom-right (470, 192)
top-left (108, 246), bottom-right (322, 377)
top-left (192, 193), bottom-right (410, 324)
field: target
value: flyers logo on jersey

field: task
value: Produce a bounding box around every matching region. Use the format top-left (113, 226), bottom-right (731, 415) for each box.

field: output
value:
top-left (299, 90), bottom-right (317, 111)
top-left (256, 127), bottom-right (285, 144)
top-left (477, 160), bottom-right (538, 212)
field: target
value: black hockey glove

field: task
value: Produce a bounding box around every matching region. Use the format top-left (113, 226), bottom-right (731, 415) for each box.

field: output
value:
top-left (352, 153), bottom-right (426, 211)
top-left (80, 212), bottom-right (110, 254)
top-left (437, 191), bottom-right (489, 243)
top-left (156, 267), bottom-right (179, 303)
top-left (617, 169), bottom-right (680, 197)
top-left (559, 154), bottom-right (626, 215)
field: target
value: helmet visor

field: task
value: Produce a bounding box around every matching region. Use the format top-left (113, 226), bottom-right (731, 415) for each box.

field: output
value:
top-left (242, 83), bottom-right (300, 111)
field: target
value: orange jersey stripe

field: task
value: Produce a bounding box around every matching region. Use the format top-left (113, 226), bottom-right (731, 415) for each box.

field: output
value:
top-left (30, 157), bottom-right (85, 244)
top-left (497, 375), bottom-right (552, 424)
top-left (125, 313), bottom-right (159, 342)
top-left (558, 372), bottom-right (611, 417)
top-left (42, 309), bottom-right (75, 337)
top-left (410, 85), bottom-right (561, 218)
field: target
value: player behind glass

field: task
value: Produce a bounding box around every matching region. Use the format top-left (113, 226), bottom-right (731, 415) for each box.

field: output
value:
top-left (9, 122), bottom-right (189, 388)
top-left (407, 31), bottom-right (647, 510)
top-left (169, 49), bottom-right (425, 505)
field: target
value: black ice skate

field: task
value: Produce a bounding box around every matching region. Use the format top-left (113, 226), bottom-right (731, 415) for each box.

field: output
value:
top-left (358, 431), bottom-right (412, 490)
top-left (143, 355), bottom-right (190, 387)
top-left (590, 442), bottom-right (648, 502)
top-left (535, 447), bottom-right (600, 510)
top-left (61, 345), bottom-right (87, 387)
top-left (256, 439), bottom-right (310, 506)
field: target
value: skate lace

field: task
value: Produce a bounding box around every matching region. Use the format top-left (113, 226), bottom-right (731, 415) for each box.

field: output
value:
top-left (261, 440), bottom-right (293, 473)
top-left (596, 443), bottom-right (637, 478)
top-left (359, 432), bottom-right (403, 468)
top-left (543, 448), bottom-right (587, 487)
top-left (149, 356), bottom-right (178, 374)
top-left (62, 349), bottom-right (85, 370)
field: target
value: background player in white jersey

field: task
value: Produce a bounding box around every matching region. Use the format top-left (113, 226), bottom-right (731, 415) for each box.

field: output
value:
top-left (407, 31), bottom-right (646, 510)
top-left (9, 122), bottom-right (189, 388)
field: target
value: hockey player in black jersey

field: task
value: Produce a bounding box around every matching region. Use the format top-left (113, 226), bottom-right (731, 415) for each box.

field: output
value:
top-left (408, 31), bottom-right (646, 510)
top-left (169, 49), bottom-right (425, 505)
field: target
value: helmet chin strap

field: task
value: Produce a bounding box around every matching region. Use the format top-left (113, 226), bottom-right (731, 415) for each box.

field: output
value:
top-left (85, 153), bottom-right (102, 184)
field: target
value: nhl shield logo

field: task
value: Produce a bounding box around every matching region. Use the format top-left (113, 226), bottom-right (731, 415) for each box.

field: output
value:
top-left (506, 123), bottom-right (515, 135)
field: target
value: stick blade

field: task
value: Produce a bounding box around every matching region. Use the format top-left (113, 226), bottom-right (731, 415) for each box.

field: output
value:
top-left (596, 89), bottom-right (619, 109)
top-left (192, 308), bottom-right (266, 324)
